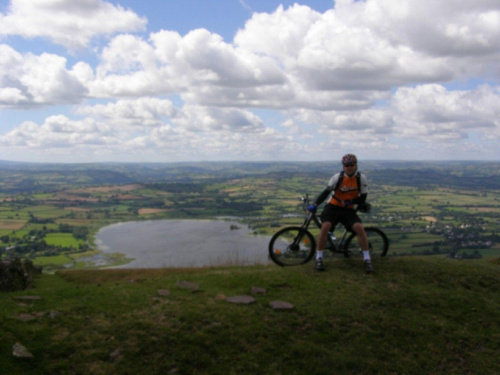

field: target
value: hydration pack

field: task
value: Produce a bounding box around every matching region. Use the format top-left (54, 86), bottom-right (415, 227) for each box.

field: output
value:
top-left (333, 170), bottom-right (361, 192)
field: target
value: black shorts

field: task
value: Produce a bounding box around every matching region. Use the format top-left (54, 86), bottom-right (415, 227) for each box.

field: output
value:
top-left (320, 204), bottom-right (361, 231)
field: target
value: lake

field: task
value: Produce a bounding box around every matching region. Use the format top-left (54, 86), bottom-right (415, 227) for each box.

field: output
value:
top-left (94, 219), bottom-right (272, 268)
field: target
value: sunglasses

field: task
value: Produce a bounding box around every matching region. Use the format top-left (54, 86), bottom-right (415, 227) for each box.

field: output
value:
top-left (343, 163), bottom-right (356, 167)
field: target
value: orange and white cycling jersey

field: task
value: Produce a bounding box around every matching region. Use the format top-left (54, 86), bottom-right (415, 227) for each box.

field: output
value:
top-left (326, 172), bottom-right (368, 208)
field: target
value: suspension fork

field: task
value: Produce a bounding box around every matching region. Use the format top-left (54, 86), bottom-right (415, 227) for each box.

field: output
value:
top-left (292, 212), bottom-right (315, 244)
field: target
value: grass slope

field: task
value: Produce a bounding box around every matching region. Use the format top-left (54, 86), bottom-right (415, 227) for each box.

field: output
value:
top-left (1, 257), bottom-right (499, 375)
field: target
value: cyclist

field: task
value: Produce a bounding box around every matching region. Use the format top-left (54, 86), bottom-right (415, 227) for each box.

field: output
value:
top-left (307, 154), bottom-right (373, 273)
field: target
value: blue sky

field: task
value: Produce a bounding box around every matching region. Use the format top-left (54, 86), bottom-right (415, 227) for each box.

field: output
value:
top-left (121, 1), bottom-right (334, 38)
top-left (0, 0), bottom-right (499, 163)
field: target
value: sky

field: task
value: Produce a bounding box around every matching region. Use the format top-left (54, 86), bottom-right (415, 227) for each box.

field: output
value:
top-left (0, 0), bottom-right (499, 163)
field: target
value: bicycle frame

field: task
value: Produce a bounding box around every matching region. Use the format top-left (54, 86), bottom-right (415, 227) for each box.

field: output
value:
top-left (268, 194), bottom-right (388, 266)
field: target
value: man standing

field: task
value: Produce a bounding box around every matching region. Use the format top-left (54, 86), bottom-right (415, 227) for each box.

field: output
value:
top-left (307, 154), bottom-right (373, 273)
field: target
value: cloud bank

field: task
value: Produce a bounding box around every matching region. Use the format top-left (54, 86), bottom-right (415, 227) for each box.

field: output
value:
top-left (0, 0), bottom-right (499, 162)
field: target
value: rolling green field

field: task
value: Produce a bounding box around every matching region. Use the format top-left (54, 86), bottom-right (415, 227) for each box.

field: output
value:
top-left (0, 162), bottom-right (498, 271)
top-left (43, 233), bottom-right (85, 248)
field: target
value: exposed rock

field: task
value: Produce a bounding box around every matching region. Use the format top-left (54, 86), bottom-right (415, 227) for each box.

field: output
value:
top-left (175, 281), bottom-right (199, 292)
top-left (251, 286), bottom-right (267, 294)
top-left (1, 258), bottom-right (42, 292)
top-left (226, 295), bottom-right (256, 304)
top-left (157, 289), bottom-right (170, 296)
top-left (17, 313), bottom-right (37, 321)
top-left (270, 301), bottom-right (294, 310)
top-left (17, 311), bottom-right (48, 321)
top-left (12, 342), bottom-right (34, 358)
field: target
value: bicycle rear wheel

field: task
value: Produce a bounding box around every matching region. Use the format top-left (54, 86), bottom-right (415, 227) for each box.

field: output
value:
top-left (268, 226), bottom-right (316, 266)
top-left (344, 227), bottom-right (389, 257)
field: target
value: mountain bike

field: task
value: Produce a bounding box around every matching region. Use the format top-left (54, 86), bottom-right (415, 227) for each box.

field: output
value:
top-left (268, 195), bottom-right (389, 266)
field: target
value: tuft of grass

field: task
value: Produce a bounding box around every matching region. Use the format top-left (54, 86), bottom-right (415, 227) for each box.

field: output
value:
top-left (1, 257), bottom-right (499, 375)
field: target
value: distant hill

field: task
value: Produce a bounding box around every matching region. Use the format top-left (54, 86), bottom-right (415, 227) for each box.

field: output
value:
top-left (0, 160), bottom-right (498, 193)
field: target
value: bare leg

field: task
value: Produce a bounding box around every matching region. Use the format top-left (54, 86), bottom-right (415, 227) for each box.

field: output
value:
top-left (352, 222), bottom-right (374, 273)
top-left (352, 222), bottom-right (368, 251)
top-left (317, 221), bottom-right (332, 251)
top-left (315, 222), bottom-right (332, 270)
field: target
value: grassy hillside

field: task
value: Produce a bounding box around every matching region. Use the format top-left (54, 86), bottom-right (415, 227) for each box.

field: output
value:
top-left (1, 256), bottom-right (499, 375)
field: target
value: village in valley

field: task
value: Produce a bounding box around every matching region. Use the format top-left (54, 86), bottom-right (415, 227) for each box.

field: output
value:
top-left (0, 161), bottom-right (498, 271)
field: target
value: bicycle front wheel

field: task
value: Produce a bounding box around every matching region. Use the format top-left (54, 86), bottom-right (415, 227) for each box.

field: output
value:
top-left (268, 226), bottom-right (316, 266)
top-left (344, 227), bottom-right (389, 258)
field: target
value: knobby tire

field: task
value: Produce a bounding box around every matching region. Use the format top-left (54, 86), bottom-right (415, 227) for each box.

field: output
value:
top-left (344, 227), bottom-right (389, 257)
top-left (268, 226), bottom-right (316, 266)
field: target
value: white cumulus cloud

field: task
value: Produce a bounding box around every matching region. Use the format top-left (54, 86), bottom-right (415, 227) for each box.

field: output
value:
top-left (0, 0), bottom-right (147, 51)
top-left (1, 0), bottom-right (500, 161)
top-left (0, 44), bottom-right (88, 107)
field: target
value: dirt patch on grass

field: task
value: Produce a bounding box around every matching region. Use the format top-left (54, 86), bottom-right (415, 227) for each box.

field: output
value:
top-left (64, 207), bottom-right (90, 212)
top-left (0, 220), bottom-right (26, 230)
top-left (422, 216), bottom-right (437, 222)
top-left (138, 208), bottom-right (168, 215)
top-left (472, 207), bottom-right (498, 213)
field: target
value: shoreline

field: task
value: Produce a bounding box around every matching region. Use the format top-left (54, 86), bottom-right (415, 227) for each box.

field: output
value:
top-left (91, 218), bottom-right (271, 269)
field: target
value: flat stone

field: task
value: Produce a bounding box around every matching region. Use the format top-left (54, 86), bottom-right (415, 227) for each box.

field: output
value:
top-left (13, 342), bottom-right (33, 358)
top-left (17, 313), bottom-right (36, 321)
top-left (270, 301), bottom-right (294, 310)
top-left (251, 287), bottom-right (267, 294)
top-left (175, 281), bottom-right (199, 292)
top-left (157, 289), bottom-right (170, 296)
top-left (227, 295), bottom-right (256, 305)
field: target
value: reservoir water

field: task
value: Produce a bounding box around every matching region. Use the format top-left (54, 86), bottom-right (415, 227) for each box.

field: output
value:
top-left (94, 219), bottom-right (272, 268)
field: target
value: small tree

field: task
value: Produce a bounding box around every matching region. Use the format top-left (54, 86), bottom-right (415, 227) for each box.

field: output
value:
top-left (73, 226), bottom-right (89, 241)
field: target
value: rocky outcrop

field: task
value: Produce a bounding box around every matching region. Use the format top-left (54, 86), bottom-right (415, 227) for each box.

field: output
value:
top-left (0, 258), bottom-right (42, 292)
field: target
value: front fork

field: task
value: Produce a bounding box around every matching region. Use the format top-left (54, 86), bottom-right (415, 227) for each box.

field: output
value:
top-left (290, 213), bottom-right (317, 249)
top-left (293, 213), bottom-right (314, 246)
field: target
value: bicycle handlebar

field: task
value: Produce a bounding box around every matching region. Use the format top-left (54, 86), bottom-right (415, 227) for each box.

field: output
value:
top-left (300, 194), bottom-right (370, 214)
